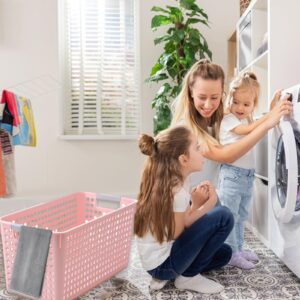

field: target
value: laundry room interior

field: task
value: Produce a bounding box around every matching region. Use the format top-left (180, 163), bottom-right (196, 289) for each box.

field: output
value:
top-left (0, 0), bottom-right (300, 299)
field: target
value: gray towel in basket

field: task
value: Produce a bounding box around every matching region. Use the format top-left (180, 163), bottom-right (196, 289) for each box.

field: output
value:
top-left (10, 226), bottom-right (52, 299)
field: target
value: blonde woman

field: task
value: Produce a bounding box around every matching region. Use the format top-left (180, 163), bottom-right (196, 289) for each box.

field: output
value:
top-left (134, 126), bottom-right (234, 294)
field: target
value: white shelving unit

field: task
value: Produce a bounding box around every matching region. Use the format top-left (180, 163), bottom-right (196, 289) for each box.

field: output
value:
top-left (237, 0), bottom-right (268, 118)
top-left (233, 0), bottom-right (300, 244)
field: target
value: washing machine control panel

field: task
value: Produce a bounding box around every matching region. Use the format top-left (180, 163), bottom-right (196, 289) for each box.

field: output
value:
top-left (280, 84), bottom-right (300, 130)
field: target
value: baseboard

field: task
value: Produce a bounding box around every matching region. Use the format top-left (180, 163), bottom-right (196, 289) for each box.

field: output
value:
top-left (245, 221), bottom-right (270, 249)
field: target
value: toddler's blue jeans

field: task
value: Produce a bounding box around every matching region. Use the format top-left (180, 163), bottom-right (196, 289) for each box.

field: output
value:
top-left (148, 206), bottom-right (234, 280)
top-left (218, 163), bottom-right (255, 253)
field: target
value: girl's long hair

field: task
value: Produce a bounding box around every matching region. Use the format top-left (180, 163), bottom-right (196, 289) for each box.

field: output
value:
top-left (172, 59), bottom-right (225, 148)
top-left (134, 126), bottom-right (192, 243)
top-left (225, 71), bottom-right (260, 122)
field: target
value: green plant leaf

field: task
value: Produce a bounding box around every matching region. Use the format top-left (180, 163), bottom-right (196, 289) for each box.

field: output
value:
top-left (164, 41), bottom-right (176, 53)
top-left (160, 53), bottom-right (174, 67)
top-left (189, 29), bottom-right (200, 46)
top-left (150, 62), bottom-right (163, 76)
top-left (186, 17), bottom-right (209, 27)
top-left (172, 29), bottom-right (185, 43)
top-left (153, 107), bottom-right (172, 135)
top-left (171, 85), bottom-right (182, 98)
top-left (191, 5), bottom-right (208, 20)
top-left (151, 6), bottom-right (169, 14)
top-left (154, 35), bottom-right (171, 45)
top-left (179, 0), bottom-right (195, 10)
top-left (148, 69), bottom-right (168, 82)
top-left (186, 11), bottom-right (197, 17)
top-left (157, 83), bottom-right (172, 97)
top-left (183, 46), bottom-right (196, 64)
top-left (166, 6), bottom-right (183, 22)
top-left (151, 15), bottom-right (172, 31)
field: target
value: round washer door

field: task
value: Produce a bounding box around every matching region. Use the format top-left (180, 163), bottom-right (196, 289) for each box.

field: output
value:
top-left (272, 121), bottom-right (298, 223)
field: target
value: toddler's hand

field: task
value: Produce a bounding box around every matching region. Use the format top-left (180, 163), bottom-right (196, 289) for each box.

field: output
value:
top-left (269, 89), bottom-right (281, 110)
top-left (266, 95), bottom-right (292, 129)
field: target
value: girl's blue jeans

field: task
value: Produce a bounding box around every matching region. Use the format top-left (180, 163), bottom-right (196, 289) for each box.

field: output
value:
top-left (218, 163), bottom-right (255, 253)
top-left (148, 206), bottom-right (234, 280)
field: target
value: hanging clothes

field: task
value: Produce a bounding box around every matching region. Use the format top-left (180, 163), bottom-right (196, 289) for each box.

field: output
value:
top-left (0, 130), bottom-right (16, 195)
top-left (14, 95), bottom-right (37, 146)
top-left (0, 89), bottom-right (36, 197)
top-left (0, 140), bottom-right (6, 197)
top-left (0, 90), bottom-right (20, 136)
top-left (0, 91), bottom-right (37, 147)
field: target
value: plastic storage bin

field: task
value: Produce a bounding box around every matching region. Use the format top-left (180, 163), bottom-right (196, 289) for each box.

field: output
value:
top-left (0, 192), bottom-right (136, 300)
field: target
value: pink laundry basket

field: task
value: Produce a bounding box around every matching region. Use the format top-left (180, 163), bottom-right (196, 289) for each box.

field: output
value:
top-left (0, 192), bottom-right (136, 300)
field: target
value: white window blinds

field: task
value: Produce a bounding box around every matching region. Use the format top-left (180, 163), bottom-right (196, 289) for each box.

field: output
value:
top-left (62, 0), bottom-right (140, 138)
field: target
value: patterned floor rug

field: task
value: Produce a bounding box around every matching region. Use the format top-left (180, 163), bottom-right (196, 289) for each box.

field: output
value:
top-left (1, 229), bottom-right (300, 300)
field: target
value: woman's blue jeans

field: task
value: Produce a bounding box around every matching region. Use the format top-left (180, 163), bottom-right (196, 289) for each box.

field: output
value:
top-left (148, 206), bottom-right (234, 280)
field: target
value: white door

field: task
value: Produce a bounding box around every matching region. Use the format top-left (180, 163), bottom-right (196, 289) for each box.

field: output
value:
top-left (271, 121), bottom-right (300, 223)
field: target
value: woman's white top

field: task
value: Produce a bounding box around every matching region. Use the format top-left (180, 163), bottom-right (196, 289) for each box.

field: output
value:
top-left (219, 113), bottom-right (254, 169)
top-left (136, 182), bottom-right (191, 271)
top-left (189, 126), bottom-right (220, 188)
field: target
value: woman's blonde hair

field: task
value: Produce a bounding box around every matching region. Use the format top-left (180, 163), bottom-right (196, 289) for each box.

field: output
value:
top-left (172, 59), bottom-right (225, 147)
top-left (134, 126), bottom-right (192, 243)
top-left (226, 71), bottom-right (260, 121)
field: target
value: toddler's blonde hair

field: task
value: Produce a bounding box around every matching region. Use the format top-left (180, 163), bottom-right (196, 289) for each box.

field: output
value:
top-left (226, 71), bottom-right (260, 121)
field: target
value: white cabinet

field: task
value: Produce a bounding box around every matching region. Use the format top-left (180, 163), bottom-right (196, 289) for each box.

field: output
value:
top-left (237, 0), bottom-right (268, 118)
top-left (233, 0), bottom-right (300, 244)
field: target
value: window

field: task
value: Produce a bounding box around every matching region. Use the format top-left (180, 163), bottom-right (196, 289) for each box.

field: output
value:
top-left (61, 0), bottom-right (140, 139)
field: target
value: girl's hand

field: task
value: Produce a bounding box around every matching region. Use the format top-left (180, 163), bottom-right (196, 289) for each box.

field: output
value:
top-left (265, 95), bottom-right (292, 129)
top-left (269, 89), bottom-right (282, 110)
top-left (191, 183), bottom-right (209, 209)
top-left (206, 182), bottom-right (218, 208)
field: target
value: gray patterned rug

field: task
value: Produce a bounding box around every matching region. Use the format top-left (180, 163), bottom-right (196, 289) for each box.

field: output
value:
top-left (1, 229), bottom-right (300, 300)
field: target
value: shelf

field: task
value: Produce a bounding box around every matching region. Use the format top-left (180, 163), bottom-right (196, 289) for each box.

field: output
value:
top-left (239, 0), bottom-right (268, 26)
top-left (240, 50), bottom-right (268, 73)
top-left (253, 0), bottom-right (268, 11)
top-left (227, 30), bottom-right (237, 85)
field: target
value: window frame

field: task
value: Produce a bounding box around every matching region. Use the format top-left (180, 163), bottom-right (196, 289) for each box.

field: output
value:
top-left (58, 0), bottom-right (141, 140)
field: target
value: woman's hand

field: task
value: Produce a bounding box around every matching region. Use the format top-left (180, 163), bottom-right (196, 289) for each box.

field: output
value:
top-left (265, 95), bottom-right (292, 129)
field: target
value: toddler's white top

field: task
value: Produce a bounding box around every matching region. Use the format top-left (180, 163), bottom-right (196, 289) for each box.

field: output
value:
top-left (219, 113), bottom-right (255, 169)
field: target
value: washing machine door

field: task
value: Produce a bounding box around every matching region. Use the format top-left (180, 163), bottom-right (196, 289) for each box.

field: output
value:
top-left (271, 121), bottom-right (299, 223)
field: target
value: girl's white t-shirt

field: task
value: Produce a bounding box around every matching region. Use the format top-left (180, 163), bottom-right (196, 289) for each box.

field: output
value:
top-left (219, 113), bottom-right (254, 169)
top-left (136, 182), bottom-right (191, 271)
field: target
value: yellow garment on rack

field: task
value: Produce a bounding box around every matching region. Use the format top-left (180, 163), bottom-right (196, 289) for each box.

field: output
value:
top-left (20, 97), bottom-right (37, 147)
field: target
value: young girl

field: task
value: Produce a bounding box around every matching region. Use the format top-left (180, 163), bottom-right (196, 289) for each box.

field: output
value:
top-left (217, 72), bottom-right (268, 269)
top-left (134, 125), bottom-right (234, 294)
top-left (172, 59), bottom-right (292, 188)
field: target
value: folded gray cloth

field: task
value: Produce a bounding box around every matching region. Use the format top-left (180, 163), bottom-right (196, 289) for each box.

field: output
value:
top-left (10, 226), bottom-right (52, 299)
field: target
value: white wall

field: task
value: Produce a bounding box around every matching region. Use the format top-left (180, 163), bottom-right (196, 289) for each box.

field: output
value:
top-left (0, 0), bottom-right (239, 201)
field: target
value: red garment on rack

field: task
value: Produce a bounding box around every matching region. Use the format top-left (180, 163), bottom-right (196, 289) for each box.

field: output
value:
top-left (0, 90), bottom-right (20, 128)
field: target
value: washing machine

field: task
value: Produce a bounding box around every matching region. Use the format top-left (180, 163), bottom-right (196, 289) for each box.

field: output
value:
top-left (269, 84), bottom-right (300, 277)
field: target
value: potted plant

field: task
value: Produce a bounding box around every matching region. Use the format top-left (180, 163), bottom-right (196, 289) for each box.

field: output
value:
top-left (147, 0), bottom-right (212, 135)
